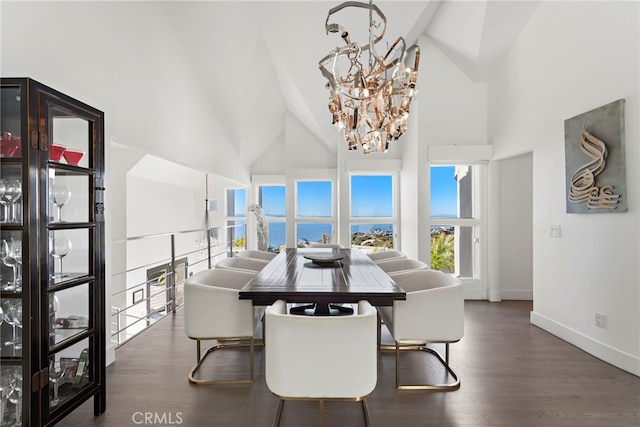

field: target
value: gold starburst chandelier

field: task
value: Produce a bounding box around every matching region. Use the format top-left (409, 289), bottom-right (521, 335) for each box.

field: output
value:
top-left (319, 0), bottom-right (420, 154)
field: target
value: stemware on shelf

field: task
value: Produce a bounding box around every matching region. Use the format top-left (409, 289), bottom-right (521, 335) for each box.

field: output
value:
top-left (62, 149), bottom-right (84, 166)
top-left (0, 180), bottom-right (6, 223)
top-left (49, 144), bottom-right (66, 162)
top-left (50, 184), bottom-right (71, 223)
top-left (48, 360), bottom-right (66, 407)
top-left (0, 132), bottom-right (21, 158)
top-left (0, 180), bottom-right (22, 224)
top-left (0, 369), bottom-right (9, 424)
top-left (48, 293), bottom-right (60, 338)
top-left (2, 300), bottom-right (22, 353)
top-left (12, 242), bottom-right (21, 293)
top-left (7, 371), bottom-right (22, 426)
top-left (1, 239), bottom-right (19, 292)
top-left (50, 236), bottom-right (72, 280)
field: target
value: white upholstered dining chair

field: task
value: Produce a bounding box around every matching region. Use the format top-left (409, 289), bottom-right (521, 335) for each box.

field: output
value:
top-left (183, 268), bottom-right (262, 385)
top-left (367, 250), bottom-right (407, 263)
top-left (235, 249), bottom-right (278, 261)
top-left (265, 299), bottom-right (378, 426)
top-left (215, 256), bottom-right (269, 272)
top-left (377, 258), bottom-right (429, 275)
top-left (377, 269), bottom-right (464, 391)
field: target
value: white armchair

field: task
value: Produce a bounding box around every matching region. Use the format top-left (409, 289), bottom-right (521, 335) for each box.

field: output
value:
top-left (377, 258), bottom-right (429, 275)
top-left (215, 256), bottom-right (269, 272)
top-left (265, 300), bottom-right (378, 426)
top-left (184, 268), bottom-right (262, 385)
top-left (377, 269), bottom-right (464, 391)
top-left (235, 249), bottom-right (277, 261)
top-left (367, 250), bottom-right (407, 263)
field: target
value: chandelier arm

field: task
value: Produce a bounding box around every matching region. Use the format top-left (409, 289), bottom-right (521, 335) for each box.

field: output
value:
top-left (406, 45), bottom-right (421, 73)
top-left (319, 43), bottom-right (363, 91)
top-left (380, 36), bottom-right (407, 68)
top-left (325, 1), bottom-right (387, 46)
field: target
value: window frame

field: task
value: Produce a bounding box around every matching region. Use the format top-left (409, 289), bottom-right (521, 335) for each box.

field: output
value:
top-left (429, 164), bottom-right (483, 281)
top-left (225, 186), bottom-right (247, 251)
top-left (294, 179), bottom-right (336, 246)
top-left (255, 181), bottom-right (287, 252)
top-left (348, 172), bottom-right (399, 252)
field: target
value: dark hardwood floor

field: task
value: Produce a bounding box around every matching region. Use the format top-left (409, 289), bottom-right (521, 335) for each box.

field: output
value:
top-left (60, 301), bottom-right (640, 426)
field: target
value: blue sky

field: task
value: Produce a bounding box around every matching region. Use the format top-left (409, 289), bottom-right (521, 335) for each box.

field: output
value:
top-left (430, 166), bottom-right (458, 217)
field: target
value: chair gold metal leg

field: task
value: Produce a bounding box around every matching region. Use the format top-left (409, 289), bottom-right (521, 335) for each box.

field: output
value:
top-left (362, 399), bottom-right (371, 427)
top-left (394, 341), bottom-right (460, 391)
top-left (188, 337), bottom-right (257, 385)
top-left (273, 399), bottom-right (284, 427)
top-left (272, 396), bottom-right (372, 426)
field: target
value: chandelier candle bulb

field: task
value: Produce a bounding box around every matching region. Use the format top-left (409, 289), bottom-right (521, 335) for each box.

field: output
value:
top-left (319, 0), bottom-right (420, 154)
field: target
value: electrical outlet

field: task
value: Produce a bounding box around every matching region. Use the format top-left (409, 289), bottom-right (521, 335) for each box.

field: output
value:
top-left (595, 312), bottom-right (606, 328)
top-left (549, 225), bottom-right (561, 238)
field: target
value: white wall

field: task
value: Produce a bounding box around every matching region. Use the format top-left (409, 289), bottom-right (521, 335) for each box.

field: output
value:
top-left (488, 1), bottom-right (639, 375)
top-left (419, 37), bottom-right (488, 146)
top-left (498, 152), bottom-right (533, 300)
top-left (0, 1), bottom-right (249, 181)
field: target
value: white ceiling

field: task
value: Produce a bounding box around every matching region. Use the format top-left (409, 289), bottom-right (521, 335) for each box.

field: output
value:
top-left (157, 1), bottom-right (540, 165)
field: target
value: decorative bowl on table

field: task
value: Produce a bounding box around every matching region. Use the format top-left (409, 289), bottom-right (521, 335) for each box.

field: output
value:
top-left (49, 144), bottom-right (66, 162)
top-left (303, 252), bottom-right (345, 265)
top-left (62, 149), bottom-right (85, 166)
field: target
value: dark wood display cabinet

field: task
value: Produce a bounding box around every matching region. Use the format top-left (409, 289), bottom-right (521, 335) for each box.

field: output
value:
top-left (0, 78), bottom-right (105, 426)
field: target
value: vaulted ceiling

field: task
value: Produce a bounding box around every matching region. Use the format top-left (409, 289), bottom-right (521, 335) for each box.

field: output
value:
top-left (158, 1), bottom-right (540, 165)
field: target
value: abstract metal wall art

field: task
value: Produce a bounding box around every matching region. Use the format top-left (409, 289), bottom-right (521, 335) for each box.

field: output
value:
top-left (564, 99), bottom-right (627, 213)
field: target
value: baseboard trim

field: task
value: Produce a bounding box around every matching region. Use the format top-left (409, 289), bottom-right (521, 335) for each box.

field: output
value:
top-left (530, 310), bottom-right (639, 376)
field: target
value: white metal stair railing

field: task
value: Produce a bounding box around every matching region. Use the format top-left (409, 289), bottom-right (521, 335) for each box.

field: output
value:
top-left (109, 224), bottom-right (245, 347)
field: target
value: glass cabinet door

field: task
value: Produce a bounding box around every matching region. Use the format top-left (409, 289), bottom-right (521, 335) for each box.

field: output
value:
top-left (1, 82), bottom-right (27, 427)
top-left (40, 91), bottom-right (104, 421)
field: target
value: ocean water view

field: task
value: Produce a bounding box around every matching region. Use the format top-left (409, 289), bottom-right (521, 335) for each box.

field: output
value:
top-left (265, 222), bottom-right (393, 249)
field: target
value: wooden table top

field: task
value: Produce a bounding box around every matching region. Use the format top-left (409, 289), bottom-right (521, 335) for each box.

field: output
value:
top-left (238, 248), bottom-right (406, 306)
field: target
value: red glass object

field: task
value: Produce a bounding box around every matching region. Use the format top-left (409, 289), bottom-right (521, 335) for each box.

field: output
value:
top-left (49, 144), bottom-right (66, 162)
top-left (63, 149), bottom-right (85, 166)
top-left (0, 132), bottom-right (21, 157)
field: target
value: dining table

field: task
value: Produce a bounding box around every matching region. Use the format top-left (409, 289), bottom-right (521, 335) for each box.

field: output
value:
top-left (238, 247), bottom-right (406, 315)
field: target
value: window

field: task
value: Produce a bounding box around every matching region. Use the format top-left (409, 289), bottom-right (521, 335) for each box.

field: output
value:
top-left (258, 185), bottom-right (286, 252)
top-left (226, 188), bottom-right (246, 250)
top-left (429, 165), bottom-right (479, 278)
top-left (350, 174), bottom-right (396, 253)
top-left (295, 181), bottom-right (334, 247)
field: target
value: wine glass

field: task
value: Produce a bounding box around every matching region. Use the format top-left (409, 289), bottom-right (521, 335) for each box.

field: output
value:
top-left (2, 300), bottom-right (21, 353)
top-left (2, 180), bottom-right (22, 223)
top-left (0, 305), bottom-right (4, 355)
top-left (48, 293), bottom-right (60, 338)
top-left (12, 302), bottom-right (22, 352)
top-left (48, 360), bottom-right (66, 406)
top-left (50, 184), bottom-right (71, 222)
top-left (0, 369), bottom-right (10, 424)
top-left (7, 371), bottom-right (22, 425)
top-left (0, 180), bottom-right (6, 223)
top-left (50, 236), bottom-right (72, 280)
top-left (12, 241), bottom-right (22, 292)
top-left (1, 239), bottom-right (17, 291)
